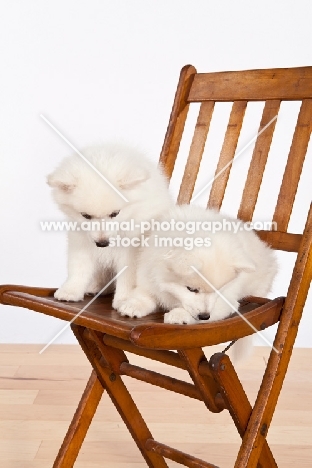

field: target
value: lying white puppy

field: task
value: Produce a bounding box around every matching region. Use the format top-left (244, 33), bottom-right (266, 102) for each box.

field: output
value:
top-left (119, 204), bottom-right (278, 325)
top-left (47, 144), bottom-right (173, 310)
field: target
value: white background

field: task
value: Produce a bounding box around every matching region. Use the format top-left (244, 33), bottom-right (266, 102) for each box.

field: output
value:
top-left (0, 0), bottom-right (311, 346)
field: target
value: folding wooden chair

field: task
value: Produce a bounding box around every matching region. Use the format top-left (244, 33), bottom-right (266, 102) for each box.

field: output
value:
top-left (1, 65), bottom-right (312, 468)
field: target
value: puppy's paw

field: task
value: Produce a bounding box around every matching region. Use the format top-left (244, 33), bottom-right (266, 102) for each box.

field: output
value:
top-left (164, 308), bottom-right (197, 325)
top-left (118, 301), bottom-right (147, 318)
top-left (112, 296), bottom-right (126, 311)
top-left (54, 286), bottom-right (85, 302)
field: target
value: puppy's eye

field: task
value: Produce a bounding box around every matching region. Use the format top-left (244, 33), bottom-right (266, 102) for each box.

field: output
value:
top-left (187, 286), bottom-right (199, 293)
top-left (109, 210), bottom-right (120, 218)
top-left (81, 213), bottom-right (92, 220)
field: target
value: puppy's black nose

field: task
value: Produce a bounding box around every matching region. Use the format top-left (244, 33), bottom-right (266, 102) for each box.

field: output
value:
top-left (198, 312), bottom-right (210, 320)
top-left (95, 240), bottom-right (110, 248)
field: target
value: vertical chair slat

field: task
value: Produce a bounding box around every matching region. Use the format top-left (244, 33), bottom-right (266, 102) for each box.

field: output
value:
top-left (160, 65), bottom-right (197, 180)
top-left (207, 101), bottom-right (247, 210)
top-left (273, 99), bottom-right (312, 232)
top-left (237, 100), bottom-right (281, 222)
top-left (177, 101), bottom-right (215, 204)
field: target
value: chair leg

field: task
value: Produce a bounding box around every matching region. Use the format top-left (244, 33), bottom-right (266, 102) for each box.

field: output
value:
top-left (178, 348), bottom-right (223, 413)
top-left (71, 325), bottom-right (169, 468)
top-left (53, 370), bottom-right (104, 468)
top-left (208, 352), bottom-right (278, 468)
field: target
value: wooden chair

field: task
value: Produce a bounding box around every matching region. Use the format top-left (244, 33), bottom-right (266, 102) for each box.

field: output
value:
top-left (1, 65), bottom-right (312, 468)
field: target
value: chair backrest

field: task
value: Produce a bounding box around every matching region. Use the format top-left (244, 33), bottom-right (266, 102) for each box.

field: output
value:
top-left (159, 65), bottom-right (312, 254)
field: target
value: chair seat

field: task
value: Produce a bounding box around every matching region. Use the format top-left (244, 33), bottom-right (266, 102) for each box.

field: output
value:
top-left (0, 284), bottom-right (284, 350)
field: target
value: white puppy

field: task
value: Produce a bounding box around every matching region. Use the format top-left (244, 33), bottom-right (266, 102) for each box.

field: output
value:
top-left (47, 144), bottom-right (173, 310)
top-left (119, 204), bottom-right (277, 326)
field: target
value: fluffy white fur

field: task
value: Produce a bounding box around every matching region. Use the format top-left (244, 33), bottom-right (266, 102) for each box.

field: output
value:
top-left (47, 144), bottom-right (172, 310)
top-left (119, 205), bottom-right (278, 329)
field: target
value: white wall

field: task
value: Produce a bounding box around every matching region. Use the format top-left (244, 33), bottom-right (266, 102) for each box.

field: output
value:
top-left (0, 0), bottom-right (311, 346)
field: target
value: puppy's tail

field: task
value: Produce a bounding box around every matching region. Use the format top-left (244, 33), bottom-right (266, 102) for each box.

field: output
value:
top-left (229, 335), bottom-right (254, 364)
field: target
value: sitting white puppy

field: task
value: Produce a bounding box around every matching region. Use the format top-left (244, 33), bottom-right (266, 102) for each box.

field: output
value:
top-left (119, 204), bottom-right (277, 324)
top-left (47, 144), bottom-right (173, 311)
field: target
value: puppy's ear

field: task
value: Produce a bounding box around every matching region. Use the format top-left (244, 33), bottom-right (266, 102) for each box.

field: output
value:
top-left (47, 170), bottom-right (76, 193)
top-left (117, 167), bottom-right (149, 190)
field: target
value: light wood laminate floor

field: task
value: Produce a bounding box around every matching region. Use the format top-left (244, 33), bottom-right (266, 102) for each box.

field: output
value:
top-left (0, 344), bottom-right (311, 467)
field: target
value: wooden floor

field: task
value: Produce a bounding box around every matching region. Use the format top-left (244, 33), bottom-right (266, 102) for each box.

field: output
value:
top-left (0, 344), bottom-right (311, 468)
